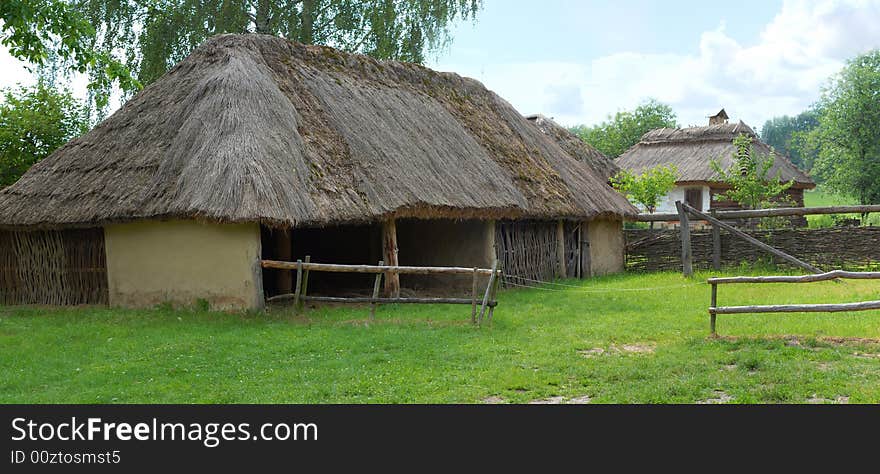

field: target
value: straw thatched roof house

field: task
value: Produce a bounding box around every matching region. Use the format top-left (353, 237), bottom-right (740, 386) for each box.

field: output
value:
top-left (0, 34), bottom-right (636, 309)
top-left (617, 113), bottom-right (815, 216)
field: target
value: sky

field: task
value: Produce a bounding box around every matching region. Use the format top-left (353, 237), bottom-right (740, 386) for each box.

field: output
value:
top-left (1, 0), bottom-right (879, 131)
top-left (426, 0), bottom-right (880, 129)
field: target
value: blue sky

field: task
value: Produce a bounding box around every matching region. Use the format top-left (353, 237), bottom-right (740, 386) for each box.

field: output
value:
top-left (2, 0), bottom-right (879, 130)
top-left (427, 0), bottom-right (880, 129)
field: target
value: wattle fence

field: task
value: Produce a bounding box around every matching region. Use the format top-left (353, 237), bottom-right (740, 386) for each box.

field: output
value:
top-left (626, 226), bottom-right (880, 273)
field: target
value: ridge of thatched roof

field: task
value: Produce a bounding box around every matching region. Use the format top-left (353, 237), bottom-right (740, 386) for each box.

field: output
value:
top-left (525, 114), bottom-right (619, 180)
top-left (0, 34), bottom-right (636, 230)
top-left (617, 121), bottom-right (815, 188)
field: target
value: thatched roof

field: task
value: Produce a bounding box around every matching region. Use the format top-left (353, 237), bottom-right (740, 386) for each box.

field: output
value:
top-left (525, 114), bottom-right (618, 180)
top-left (617, 121), bottom-right (815, 189)
top-left (0, 34), bottom-right (636, 230)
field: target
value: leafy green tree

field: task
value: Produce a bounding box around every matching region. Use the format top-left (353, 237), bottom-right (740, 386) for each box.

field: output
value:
top-left (0, 0), bottom-right (140, 108)
top-left (760, 110), bottom-right (819, 170)
top-left (570, 99), bottom-right (678, 158)
top-left (76, 0), bottom-right (483, 87)
top-left (0, 82), bottom-right (89, 187)
top-left (610, 164), bottom-right (678, 215)
top-left (710, 134), bottom-right (793, 210)
top-left (804, 50), bottom-right (880, 206)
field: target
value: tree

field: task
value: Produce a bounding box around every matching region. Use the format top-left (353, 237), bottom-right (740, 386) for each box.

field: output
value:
top-left (805, 50), bottom-right (880, 206)
top-left (570, 99), bottom-right (678, 158)
top-left (0, 0), bottom-right (140, 108)
top-left (760, 110), bottom-right (819, 170)
top-left (76, 0), bottom-right (483, 87)
top-left (710, 134), bottom-right (793, 211)
top-left (0, 81), bottom-right (89, 187)
top-left (610, 164), bottom-right (678, 216)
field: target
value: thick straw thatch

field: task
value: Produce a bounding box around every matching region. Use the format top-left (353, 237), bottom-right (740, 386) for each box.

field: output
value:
top-left (525, 114), bottom-right (618, 180)
top-left (617, 121), bottom-right (815, 188)
top-left (0, 34), bottom-right (636, 230)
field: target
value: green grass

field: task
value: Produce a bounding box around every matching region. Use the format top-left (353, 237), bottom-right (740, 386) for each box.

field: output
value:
top-left (2, 271), bottom-right (880, 404)
top-left (803, 187), bottom-right (880, 227)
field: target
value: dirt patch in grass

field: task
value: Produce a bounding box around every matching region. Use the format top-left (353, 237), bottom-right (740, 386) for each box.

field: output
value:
top-left (806, 394), bottom-right (849, 404)
top-left (578, 343), bottom-right (655, 358)
top-left (697, 390), bottom-right (733, 404)
top-left (481, 396), bottom-right (506, 404)
top-left (528, 395), bottom-right (592, 404)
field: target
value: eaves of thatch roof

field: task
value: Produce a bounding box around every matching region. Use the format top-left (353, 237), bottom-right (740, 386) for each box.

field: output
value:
top-left (0, 34), bottom-right (636, 230)
top-left (616, 121), bottom-right (815, 188)
top-left (525, 114), bottom-right (619, 181)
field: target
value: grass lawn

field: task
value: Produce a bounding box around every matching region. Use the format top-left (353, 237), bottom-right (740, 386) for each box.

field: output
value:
top-left (803, 187), bottom-right (880, 227)
top-left (2, 271), bottom-right (880, 404)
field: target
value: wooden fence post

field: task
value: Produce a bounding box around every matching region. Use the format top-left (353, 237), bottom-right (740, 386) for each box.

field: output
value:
top-left (370, 260), bottom-right (384, 320)
top-left (478, 260), bottom-right (499, 325)
top-left (710, 282), bottom-right (718, 337)
top-left (293, 259), bottom-right (303, 314)
top-left (675, 201), bottom-right (693, 277)
top-left (298, 255), bottom-right (311, 313)
top-left (382, 218), bottom-right (400, 298)
top-left (486, 265), bottom-right (502, 322)
top-left (471, 267), bottom-right (478, 324)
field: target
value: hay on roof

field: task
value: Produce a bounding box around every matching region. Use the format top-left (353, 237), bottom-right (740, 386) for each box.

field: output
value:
top-left (617, 121), bottom-right (815, 188)
top-left (0, 34), bottom-right (636, 230)
top-left (525, 114), bottom-right (619, 180)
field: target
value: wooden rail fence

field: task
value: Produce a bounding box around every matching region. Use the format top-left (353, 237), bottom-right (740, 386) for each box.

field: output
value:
top-left (707, 270), bottom-right (880, 336)
top-left (261, 258), bottom-right (503, 324)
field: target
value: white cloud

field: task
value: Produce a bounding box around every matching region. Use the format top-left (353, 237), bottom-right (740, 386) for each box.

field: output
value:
top-left (434, 0), bottom-right (880, 129)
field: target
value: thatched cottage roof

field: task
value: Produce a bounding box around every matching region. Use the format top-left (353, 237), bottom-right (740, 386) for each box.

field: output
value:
top-left (0, 34), bottom-right (636, 230)
top-left (617, 121), bottom-right (815, 189)
top-left (525, 114), bottom-right (618, 180)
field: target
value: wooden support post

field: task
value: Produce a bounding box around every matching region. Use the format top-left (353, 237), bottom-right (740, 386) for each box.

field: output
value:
top-left (556, 219), bottom-right (567, 278)
top-left (711, 210), bottom-right (721, 271)
top-left (471, 268), bottom-right (478, 324)
top-left (710, 282), bottom-right (718, 337)
top-left (370, 260), bottom-right (384, 320)
top-left (293, 259), bottom-right (303, 313)
top-left (675, 201), bottom-right (693, 277)
top-left (274, 229), bottom-right (292, 295)
top-left (478, 261), bottom-right (499, 324)
top-left (382, 218), bottom-right (400, 298)
top-left (576, 224), bottom-right (582, 279)
top-left (486, 265), bottom-right (502, 322)
top-left (298, 255), bottom-right (311, 312)
top-left (681, 202), bottom-right (823, 274)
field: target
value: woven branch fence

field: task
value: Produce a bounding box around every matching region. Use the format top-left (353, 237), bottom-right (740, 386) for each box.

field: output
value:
top-left (0, 228), bottom-right (108, 305)
top-left (495, 220), bottom-right (559, 287)
top-left (626, 226), bottom-right (880, 273)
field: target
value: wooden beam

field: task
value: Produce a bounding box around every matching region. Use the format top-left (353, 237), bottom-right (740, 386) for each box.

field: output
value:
top-left (556, 219), bottom-right (567, 278)
top-left (637, 204), bottom-right (880, 222)
top-left (478, 260), bottom-right (499, 324)
top-left (382, 218), bottom-right (400, 298)
top-left (675, 201), bottom-right (693, 277)
top-left (709, 270), bottom-right (880, 285)
top-left (261, 260), bottom-right (501, 275)
top-left (370, 260), bottom-right (384, 320)
top-left (267, 295), bottom-right (498, 306)
top-left (580, 221), bottom-right (591, 279)
top-left (710, 300), bottom-right (880, 315)
top-left (681, 202), bottom-right (823, 274)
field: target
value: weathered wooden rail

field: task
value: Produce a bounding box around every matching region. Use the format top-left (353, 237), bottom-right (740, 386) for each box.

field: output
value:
top-left (707, 270), bottom-right (880, 336)
top-left (261, 258), bottom-right (502, 324)
top-left (637, 204), bottom-right (880, 222)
